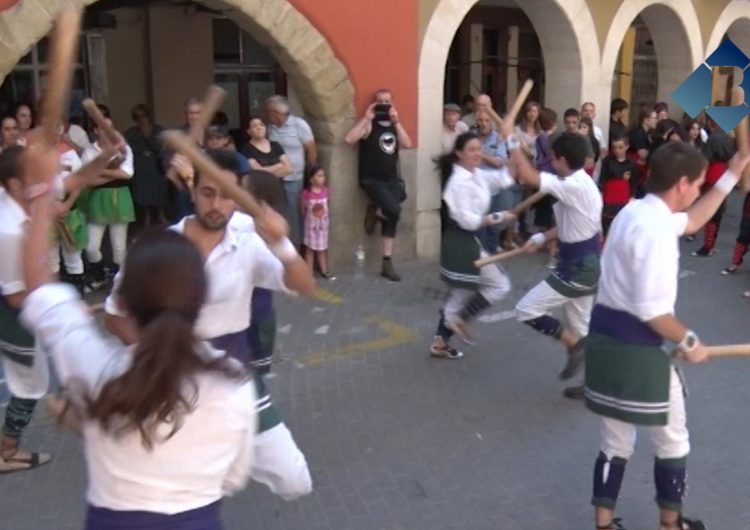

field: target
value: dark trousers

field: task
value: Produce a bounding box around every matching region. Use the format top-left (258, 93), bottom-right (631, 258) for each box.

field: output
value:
top-left (360, 179), bottom-right (402, 238)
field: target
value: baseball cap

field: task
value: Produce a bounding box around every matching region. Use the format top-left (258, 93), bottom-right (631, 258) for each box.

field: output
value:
top-left (443, 103), bottom-right (461, 113)
top-left (207, 124), bottom-right (229, 137)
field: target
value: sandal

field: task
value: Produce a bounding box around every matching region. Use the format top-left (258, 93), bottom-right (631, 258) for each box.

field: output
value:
top-left (0, 446), bottom-right (52, 474)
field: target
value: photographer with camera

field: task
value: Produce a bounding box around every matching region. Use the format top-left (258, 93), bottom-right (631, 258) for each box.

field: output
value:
top-left (345, 89), bottom-right (412, 281)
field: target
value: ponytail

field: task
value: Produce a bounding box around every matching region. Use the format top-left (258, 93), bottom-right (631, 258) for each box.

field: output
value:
top-left (435, 152), bottom-right (458, 190)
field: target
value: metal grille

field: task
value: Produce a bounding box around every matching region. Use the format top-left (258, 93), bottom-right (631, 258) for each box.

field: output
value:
top-left (629, 18), bottom-right (658, 125)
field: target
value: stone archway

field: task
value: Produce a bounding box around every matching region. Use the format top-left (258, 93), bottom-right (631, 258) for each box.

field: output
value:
top-left (706, 0), bottom-right (750, 59)
top-left (0, 0), bottom-right (358, 266)
top-left (600, 0), bottom-right (703, 126)
top-left (415, 0), bottom-right (598, 258)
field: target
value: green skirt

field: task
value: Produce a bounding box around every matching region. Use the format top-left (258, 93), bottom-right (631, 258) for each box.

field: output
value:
top-left (585, 331), bottom-right (671, 426)
top-left (56, 209), bottom-right (87, 251)
top-left (440, 228), bottom-right (481, 290)
top-left (84, 187), bottom-right (135, 225)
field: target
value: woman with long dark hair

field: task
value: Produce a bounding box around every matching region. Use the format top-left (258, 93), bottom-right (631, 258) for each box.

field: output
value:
top-left (430, 131), bottom-right (517, 359)
top-left (18, 146), bottom-right (256, 529)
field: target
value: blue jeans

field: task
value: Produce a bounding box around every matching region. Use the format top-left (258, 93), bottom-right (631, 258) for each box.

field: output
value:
top-left (283, 179), bottom-right (303, 246)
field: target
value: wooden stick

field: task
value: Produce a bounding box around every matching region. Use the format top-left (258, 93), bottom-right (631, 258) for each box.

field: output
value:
top-left (40, 8), bottom-right (82, 147)
top-left (732, 87), bottom-right (750, 192)
top-left (474, 247), bottom-right (525, 268)
top-left (511, 191), bottom-right (546, 216)
top-left (191, 85), bottom-right (228, 143)
top-left (503, 79), bottom-right (534, 133)
top-left (707, 344), bottom-right (750, 357)
top-left (82, 99), bottom-right (120, 144)
top-left (161, 130), bottom-right (264, 218)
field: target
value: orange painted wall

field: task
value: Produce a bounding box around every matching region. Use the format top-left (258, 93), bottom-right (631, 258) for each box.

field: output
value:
top-left (288, 0), bottom-right (419, 143)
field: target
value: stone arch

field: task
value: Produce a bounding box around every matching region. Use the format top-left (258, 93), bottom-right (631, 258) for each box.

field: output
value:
top-left (415, 0), bottom-right (599, 257)
top-left (0, 0), bottom-right (357, 265)
top-left (706, 0), bottom-right (750, 60)
top-left (600, 0), bottom-right (703, 121)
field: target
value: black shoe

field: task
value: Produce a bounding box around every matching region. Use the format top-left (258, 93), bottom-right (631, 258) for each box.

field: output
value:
top-left (563, 384), bottom-right (585, 400)
top-left (364, 204), bottom-right (378, 235)
top-left (429, 339), bottom-right (464, 359)
top-left (380, 258), bottom-right (401, 282)
top-left (691, 246), bottom-right (714, 257)
top-left (720, 265), bottom-right (738, 275)
top-left (597, 518), bottom-right (627, 530)
top-left (661, 515), bottom-right (706, 530)
top-left (559, 338), bottom-right (585, 380)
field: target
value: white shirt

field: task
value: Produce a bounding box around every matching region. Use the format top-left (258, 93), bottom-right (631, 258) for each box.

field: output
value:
top-left (22, 283), bottom-right (257, 513)
top-left (0, 190), bottom-right (27, 296)
top-left (596, 194), bottom-right (688, 321)
top-left (539, 169), bottom-right (602, 243)
top-left (593, 125), bottom-right (605, 150)
top-left (67, 123), bottom-right (93, 152)
top-left (81, 141), bottom-right (135, 178)
top-left (441, 121), bottom-right (469, 154)
top-left (443, 164), bottom-right (515, 231)
top-left (0, 191), bottom-right (51, 399)
top-left (59, 148), bottom-right (82, 176)
top-left (105, 212), bottom-right (290, 338)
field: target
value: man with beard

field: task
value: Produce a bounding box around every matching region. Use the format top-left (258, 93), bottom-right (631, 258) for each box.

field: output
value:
top-left (104, 149), bottom-right (316, 501)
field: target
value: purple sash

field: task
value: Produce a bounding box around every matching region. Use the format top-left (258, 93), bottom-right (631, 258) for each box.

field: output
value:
top-left (209, 329), bottom-right (251, 365)
top-left (589, 304), bottom-right (662, 346)
top-left (85, 501), bottom-right (221, 530)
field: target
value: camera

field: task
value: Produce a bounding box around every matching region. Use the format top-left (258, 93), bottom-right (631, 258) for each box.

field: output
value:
top-left (374, 103), bottom-right (391, 121)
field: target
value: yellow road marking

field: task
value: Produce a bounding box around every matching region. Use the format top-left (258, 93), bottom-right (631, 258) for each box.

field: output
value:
top-left (300, 317), bottom-right (418, 366)
top-left (312, 285), bottom-right (343, 305)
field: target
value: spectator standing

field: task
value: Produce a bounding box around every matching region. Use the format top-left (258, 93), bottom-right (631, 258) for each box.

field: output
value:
top-left (514, 101), bottom-right (541, 160)
top-left (598, 135), bottom-right (640, 237)
top-left (627, 106), bottom-right (657, 196)
top-left (124, 104), bottom-right (167, 228)
top-left (265, 95), bottom-right (317, 246)
top-left (205, 125), bottom-right (250, 179)
top-left (240, 116), bottom-right (293, 179)
top-left (14, 104), bottom-right (33, 146)
top-left (301, 164), bottom-right (333, 279)
top-left (475, 110), bottom-right (508, 254)
top-left (441, 103), bottom-right (469, 154)
top-left (0, 116), bottom-right (19, 151)
top-left (345, 89), bottom-right (412, 281)
top-left (609, 98), bottom-right (629, 146)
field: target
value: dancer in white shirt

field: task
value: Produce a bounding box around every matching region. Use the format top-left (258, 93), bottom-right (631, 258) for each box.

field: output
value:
top-left (105, 149), bottom-right (315, 501)
top-left (430, 131), bottom-right (516, 358)
top-left (18, 144), bottom-right (258, 529)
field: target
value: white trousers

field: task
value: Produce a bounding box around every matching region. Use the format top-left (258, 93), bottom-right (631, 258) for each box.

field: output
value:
top-left (49, 242), bottom-right (84, 275)
top-left (515, 279), bottom-right (593, 338)
top-left (250, 422), bottom-right (313, 501)
top-left (600, 366), bottom-right (690, 460)
top-left (86, 223), bottom-right (128, 265)
top-left (444, 257), bottom-right (512, 321)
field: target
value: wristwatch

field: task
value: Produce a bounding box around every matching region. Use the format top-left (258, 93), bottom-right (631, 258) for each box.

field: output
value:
top-left (677, 330), bottom-right (699, 352)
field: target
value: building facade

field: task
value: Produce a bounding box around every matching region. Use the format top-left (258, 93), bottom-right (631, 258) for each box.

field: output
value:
top-left (0, 0), bottom-right (748, 268)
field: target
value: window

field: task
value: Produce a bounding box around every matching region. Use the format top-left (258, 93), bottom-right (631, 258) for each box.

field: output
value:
top-left (0, 36), bottom-right (87, 119)
top-left (212, 17), bottom-right (286, 134)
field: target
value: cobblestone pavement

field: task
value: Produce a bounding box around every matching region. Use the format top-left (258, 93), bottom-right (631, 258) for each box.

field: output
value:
top-left (2, 189), bottom-right (750, 529)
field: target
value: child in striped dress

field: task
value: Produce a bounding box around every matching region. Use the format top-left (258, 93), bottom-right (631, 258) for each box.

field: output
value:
top-left (301, 164), bottom-right (333, 279)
